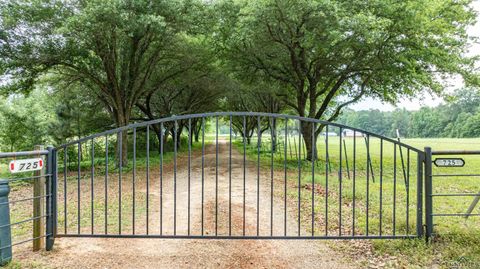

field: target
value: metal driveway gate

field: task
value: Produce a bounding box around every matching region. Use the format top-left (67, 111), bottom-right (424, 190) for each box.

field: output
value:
top-left (4, 112), bottom-right (480, 259)
top-left (50, 112), bottom-right (424, 241)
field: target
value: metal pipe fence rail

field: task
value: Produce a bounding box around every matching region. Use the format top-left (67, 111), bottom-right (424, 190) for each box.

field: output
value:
top-left (53, 112), bottom-right (422, 240)
top-left (0, 148), bottom-right (55, 265)
top-left (424, 148), bottom-right (480, 240)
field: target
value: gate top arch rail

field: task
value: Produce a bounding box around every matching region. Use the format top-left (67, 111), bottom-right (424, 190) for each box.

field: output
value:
top-left (55, 111), bottom-right (423, 153)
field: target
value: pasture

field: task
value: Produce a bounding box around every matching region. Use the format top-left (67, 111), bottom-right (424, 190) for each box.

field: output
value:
top-left (240, 136), bottom-right (480, 268)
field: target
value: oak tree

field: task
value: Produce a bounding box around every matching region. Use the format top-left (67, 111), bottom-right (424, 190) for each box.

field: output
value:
top-left (217, 0), bottom-right (479, 160)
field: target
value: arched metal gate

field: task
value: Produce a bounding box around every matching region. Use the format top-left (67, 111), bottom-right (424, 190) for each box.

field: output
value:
top-left (3, 112), bottom-right (447, 261)
top-left (51, 112), bottom-right (425, 241)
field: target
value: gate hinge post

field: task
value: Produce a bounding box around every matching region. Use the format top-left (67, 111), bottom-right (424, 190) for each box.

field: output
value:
top-left (46, 146), bottom-right (57, 251)
top-left (424, 147), bottom-right (433, 243)
top-left (0, 179), bottom-right (12, 265)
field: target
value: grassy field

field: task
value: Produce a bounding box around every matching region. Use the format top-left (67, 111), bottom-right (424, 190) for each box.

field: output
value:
top-left (236, 136), bottom-right (480, 268)
top-left (1, 135), bottom-right (480, 268)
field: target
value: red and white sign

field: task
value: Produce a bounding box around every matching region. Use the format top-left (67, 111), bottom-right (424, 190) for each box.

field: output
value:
top-left (9, 158), bottom-right (43, 173)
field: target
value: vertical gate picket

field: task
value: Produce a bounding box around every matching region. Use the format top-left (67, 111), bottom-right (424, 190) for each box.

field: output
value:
top-left (284, 118), bottom-right (288, 236)
top-left (132, 128), bottom-right (136, 235)
top-left (416, 151), bottom-right (424, 238)
top-left (229, 116), bottom-right (232, 236)
top-left (339, 128), bottom-right (343, 236)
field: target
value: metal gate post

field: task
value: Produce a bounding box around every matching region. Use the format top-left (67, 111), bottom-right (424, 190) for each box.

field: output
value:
top-left (416, 152), bottom-right (424, 237)
top-left (46, 146), bottom-right (57, 250)
top-left (424, 147), bottom-right (433, 241)
top-left (0, 179), bottom-right (12, 265)
top-left (52, 148), bottom-right (58, 243)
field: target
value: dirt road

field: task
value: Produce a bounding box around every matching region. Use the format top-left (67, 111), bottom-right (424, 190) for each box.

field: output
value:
top-left (13, 141), bottom-right (352, 268)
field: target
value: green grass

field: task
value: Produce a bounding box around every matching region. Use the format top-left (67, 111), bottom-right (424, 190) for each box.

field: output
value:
top-left (235, 135), bottom-right (480, 268)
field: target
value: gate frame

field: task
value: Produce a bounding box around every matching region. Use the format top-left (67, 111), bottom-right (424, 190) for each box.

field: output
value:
top-left (49, 112), bottom-right (428, 247)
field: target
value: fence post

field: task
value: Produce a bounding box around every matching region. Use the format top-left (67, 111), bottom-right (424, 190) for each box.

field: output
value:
top-left (46, 146), bottom-right (56, 251)
top-left (424, 147), bottom-right (433, 242)
top-left (33, 145), bottom-right (45, 251)
top-left (416, 152), bottom-right (424, 237)
top-left (0, 179), bottom-right (12, 265)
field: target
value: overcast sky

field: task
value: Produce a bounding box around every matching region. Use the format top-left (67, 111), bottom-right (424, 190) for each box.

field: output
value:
top-left (350, 1), bottom-right (480, 112)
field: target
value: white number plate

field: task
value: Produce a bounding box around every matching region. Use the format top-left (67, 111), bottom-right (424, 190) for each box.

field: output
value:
top-left (9, 158), bottom-right (44, 173)
top-left (433, 158), bottom-right (465, 167)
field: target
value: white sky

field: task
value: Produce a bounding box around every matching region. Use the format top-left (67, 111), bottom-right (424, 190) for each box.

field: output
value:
top-left (350, 1), bottom-right (480, 111)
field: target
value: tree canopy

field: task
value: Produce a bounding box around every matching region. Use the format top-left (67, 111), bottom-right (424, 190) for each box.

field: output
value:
top-left (0, 0), bottom-right (209, 162)
top-left (216, 0), bottom-right (478, 159)
top-left (0, 0), bottom-right (479, 154)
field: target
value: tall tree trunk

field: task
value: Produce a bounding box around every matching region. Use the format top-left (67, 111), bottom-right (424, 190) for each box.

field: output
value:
top-left (187, 122), bottom-right (193, 145)
top-left (257, 127), bottom-right (262, 149)
top-left (193, 120), bottom-right (201, 142)
top-left (271, 118), bottom-right (277, 153)
top-left (148, 123), bottom-right (163, 154)
top-left (115, 110), bottom-right (129, 167)
top-left (116, 130), bottom-right (129, 167)
top-left (301, 121), bottom-right (318, 162)
top-left (175, 123), bottom-right (183, 149)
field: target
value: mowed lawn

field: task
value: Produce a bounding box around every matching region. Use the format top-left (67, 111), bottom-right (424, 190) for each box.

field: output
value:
top-left (1, 136), bottom-right (480, 268)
